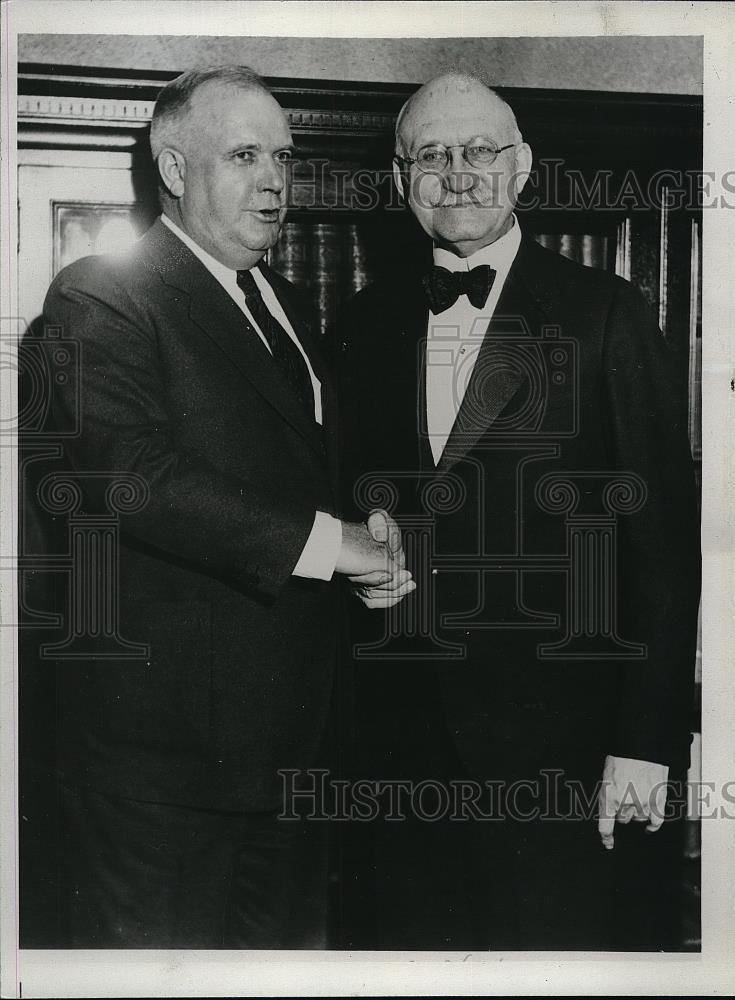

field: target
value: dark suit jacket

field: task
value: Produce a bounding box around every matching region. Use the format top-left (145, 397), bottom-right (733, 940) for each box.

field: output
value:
top-left (338, 235), bottom-right (700, 778)
top-left (43, 218), bottom-right (338, 811)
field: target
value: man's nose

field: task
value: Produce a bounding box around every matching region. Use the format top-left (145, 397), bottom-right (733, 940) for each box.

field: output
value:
top-left (258, 155), bottom-right (286, 193)
top-left (443, 148), bottom-right (476, 194)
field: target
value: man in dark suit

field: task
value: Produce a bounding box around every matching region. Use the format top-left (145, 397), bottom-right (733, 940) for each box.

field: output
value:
top-left (338, 74), bottom-right (700, 949)
top-left (42, 65), bottom-right (412, 948)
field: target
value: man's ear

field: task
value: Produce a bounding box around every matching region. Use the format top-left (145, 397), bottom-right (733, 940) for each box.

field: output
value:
top-left (513, 142), bottom-right (533, 198)
top-left (392, 157), bottom-right (407, 202)
top-left (157, 148), bottom-right (186, 199)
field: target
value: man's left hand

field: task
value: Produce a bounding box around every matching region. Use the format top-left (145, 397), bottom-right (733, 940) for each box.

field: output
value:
top-left (597, 755), bottom-right (669, 850)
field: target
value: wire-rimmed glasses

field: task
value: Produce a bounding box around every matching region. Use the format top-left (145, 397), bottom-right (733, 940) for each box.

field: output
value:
top-left (395, 138), bottom-right (516, 173)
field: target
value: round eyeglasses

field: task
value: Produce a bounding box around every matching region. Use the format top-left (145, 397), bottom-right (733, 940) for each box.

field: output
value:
top-left (395, 138), bottom-right (516, 173)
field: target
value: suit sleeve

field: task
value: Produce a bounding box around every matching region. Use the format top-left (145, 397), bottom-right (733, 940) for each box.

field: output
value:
top-left (601, 278), bottom-right (701, 771)
top-left (43, 260), bottom-right (317, 600)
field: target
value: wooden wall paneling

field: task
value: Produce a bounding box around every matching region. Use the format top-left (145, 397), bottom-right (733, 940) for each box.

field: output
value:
top-left (629, 205), bottom-right (662, 314)
top-left (661, 204), bottom-right (697, 350)
top-left (615, 218), bottom-right (632, 280)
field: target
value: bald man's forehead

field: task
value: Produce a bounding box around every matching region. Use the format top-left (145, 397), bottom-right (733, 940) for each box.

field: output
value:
top-left (189, 81), bottom-right (284, 124)
top-left (398, 81), bottom-right (516, 147)
top-left (399, 106), bottom-right (515, 152)
top-left (183, 82), bottom-right (291, 149)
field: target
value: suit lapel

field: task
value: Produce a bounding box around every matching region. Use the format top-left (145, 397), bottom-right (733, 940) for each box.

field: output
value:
top-left (435, 237), bottom-right (552, 474)
top-left (144, 220), bottom-right (324, 458)
top-left (394, 278), bottom-right (433, 476)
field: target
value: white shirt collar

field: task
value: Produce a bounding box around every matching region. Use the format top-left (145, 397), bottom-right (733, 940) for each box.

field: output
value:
top-left (432, 213), bottom-right (521, 278)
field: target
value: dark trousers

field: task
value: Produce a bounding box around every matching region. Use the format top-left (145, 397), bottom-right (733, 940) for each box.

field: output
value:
top-left (359, 781), bottom-right (687, 951)
top-left (57, 780), bottom-right (325, 948)
top-left (339, 663), bottom-right (688, 951)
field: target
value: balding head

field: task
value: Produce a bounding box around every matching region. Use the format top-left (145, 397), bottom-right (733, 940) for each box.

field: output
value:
top-left (150, 65), bottom-right (272, 161)
top-left (395, 73), bottom-right (522, 158)
top-left (392, 73), bottom-right (532, 257)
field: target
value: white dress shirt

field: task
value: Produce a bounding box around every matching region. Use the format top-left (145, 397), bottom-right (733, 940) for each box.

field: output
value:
top-left (160, 214), bottom-right (341, 580)
top-left (425, 216), bottom-right (522, 464)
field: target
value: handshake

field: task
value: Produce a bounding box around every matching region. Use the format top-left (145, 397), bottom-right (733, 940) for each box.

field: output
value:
top-left (335, 510), bottom-right (415, 609)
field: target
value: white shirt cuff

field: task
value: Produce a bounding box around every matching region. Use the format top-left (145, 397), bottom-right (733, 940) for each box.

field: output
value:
top-left (292, 511), bottom-right (342, 581)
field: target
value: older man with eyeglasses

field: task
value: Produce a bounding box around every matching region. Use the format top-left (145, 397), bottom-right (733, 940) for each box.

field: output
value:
top-left (338, 73), bottom-right (700, 950)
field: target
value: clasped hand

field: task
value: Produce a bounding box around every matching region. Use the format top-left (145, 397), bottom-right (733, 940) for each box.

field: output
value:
top-left (336, 509), bottom-right (415, 608)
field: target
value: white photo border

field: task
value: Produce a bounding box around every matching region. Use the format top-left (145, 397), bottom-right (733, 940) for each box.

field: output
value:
top-left (1, 2), bottom-right (733, 996)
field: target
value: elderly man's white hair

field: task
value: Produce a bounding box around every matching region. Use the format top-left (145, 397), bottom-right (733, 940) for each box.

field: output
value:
top-left (395, 72), bottom-right (523, 157)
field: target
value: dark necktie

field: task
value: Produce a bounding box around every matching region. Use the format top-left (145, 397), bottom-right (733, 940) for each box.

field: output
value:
top-left (236, 268), bottom-right (315, 417)
top-left (422, 263), bottom-right (496, 314)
